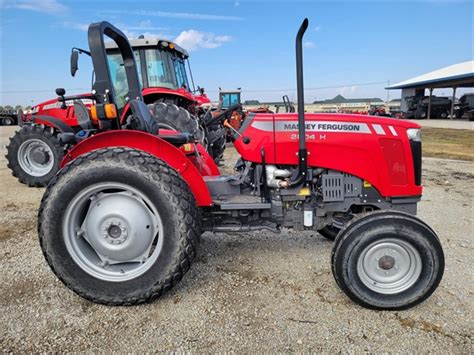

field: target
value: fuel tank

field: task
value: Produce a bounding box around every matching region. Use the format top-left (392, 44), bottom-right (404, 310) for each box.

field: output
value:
top-left (234, 113), bottom-right (422, 197)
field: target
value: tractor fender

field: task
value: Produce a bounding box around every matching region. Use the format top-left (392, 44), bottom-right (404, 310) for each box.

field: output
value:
top-left (32, 115), bottom-right (76, 134)
top-left (61, 130), bottom-right (213, 206)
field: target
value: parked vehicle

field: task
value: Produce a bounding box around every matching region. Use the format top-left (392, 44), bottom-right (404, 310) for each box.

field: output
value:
top-left (37, 19), bottom-right (444, 310)
top-left (0, 109), bottom-right (19, 126)
top-left (455, 93), bottom-right (474, 121)
top-left (6, 37), bottom-right (225, 187)
top-left (405, 95), bottom-right (451, 119)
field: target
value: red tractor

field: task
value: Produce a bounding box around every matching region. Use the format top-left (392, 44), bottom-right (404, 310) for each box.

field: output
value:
top-left (38, 19), bottom-right (444, 310)
top-left (6, 37), bottom-right (226, 187)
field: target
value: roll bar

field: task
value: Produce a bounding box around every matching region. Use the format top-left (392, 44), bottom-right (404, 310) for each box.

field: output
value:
top-left (87, 21), bottom-right (143, 107)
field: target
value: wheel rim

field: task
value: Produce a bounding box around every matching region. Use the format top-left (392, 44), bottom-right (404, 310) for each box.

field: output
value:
top-left (357, 239), bottom-right (422, 294)
top-left (4, 118), bottom-right (12, 125)
top-left (62, 182), bottom-right (164, 282)
top-left (17, 139), bottom-right (54, 177)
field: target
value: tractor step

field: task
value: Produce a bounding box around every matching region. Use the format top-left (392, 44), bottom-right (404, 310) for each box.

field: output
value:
top-left (214, 194), bottom-right (271, 210)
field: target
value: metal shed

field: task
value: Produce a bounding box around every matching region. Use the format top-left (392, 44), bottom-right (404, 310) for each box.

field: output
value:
top-left (386, 61), bottom-right (474, 119)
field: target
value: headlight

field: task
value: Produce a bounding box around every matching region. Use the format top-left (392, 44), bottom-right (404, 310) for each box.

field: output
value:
top-left (407, 128), bottom-right (421, 142)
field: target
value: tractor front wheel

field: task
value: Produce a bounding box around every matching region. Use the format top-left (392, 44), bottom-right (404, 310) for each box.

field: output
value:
top-left (38, 147), bottom-right (201, 305)
top-left (6, 124), bottom-right (64, 187)
top-left (331, 211), bottom-right (444, 310)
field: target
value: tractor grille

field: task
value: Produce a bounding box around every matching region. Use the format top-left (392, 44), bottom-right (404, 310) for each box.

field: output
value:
top-left (322, 172), bottom-right (362, 202)
top-left (322, 173), bottom-right (344, 202)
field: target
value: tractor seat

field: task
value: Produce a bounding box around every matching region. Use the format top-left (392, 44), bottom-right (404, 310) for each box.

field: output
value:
top-left (159, 132), bottom-right (194, 146)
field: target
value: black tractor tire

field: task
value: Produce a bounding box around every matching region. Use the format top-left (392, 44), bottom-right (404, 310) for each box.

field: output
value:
top-left (38, 147), bottom-right (201, 305)
top-left (438, 111), bottom-right (448, 119)
top-left (149, 102), bottom-right (206, 146)
top-left (6, 124), bottom-right (65, 187)
top-left (331, 211), bottom-right (444, 310)
top-left (206, 124), bottom-right (226, 163)
top-left (2, 117), bottom-right (14, 126)
top-left (318, 225), bottom-right (340, 241)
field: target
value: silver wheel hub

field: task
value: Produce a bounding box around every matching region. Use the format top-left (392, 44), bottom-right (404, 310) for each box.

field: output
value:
top-left (17, 138), bottom-right (54, 177)
top-left (64, 183), bottom-right (164, 282)
top-left (357, 239), bottom-right (422, 294)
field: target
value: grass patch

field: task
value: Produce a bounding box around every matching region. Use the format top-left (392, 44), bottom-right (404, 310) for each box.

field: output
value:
top-left (422, 128), bottom-right (474, 161)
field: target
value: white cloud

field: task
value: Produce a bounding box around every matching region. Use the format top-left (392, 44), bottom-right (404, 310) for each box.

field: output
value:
top-left (340, 86), bottom-right (359, 96)
top-left (174, 30), bottom-right (232, 51)
top-left (105, 10), bottom-right (243, 21)
top-left (62, 21), bottom-right (88, 32)
top-left (303, 41), bottom-right (315, 48)
top-left (3, 0), bottom-right (66, 14)
top-left (314, 25), bottom-right (321, 32)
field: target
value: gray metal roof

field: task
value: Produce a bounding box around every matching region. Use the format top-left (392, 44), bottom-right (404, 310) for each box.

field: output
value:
top-left (386, 61), bottom-right (474, 90)
top-left (105, 38), bottom-right (189, 58)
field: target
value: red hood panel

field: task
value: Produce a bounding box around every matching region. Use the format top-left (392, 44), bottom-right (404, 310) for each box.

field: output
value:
top-left (235, 113), bottom-right (422, 198)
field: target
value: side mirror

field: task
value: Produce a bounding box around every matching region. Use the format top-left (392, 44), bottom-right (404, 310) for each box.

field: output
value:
top-left (199, 87), bottom-right (205, 95)
top-left (70, 50), bottom-right (79, 77)
top-left (56, 88), bottom-right (67, 109)
top-left (56, 88), bottom-right (66, 96)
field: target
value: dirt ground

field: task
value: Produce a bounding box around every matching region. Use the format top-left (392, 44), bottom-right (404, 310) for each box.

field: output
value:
top-left (0, 126), bottom-right (472, 352)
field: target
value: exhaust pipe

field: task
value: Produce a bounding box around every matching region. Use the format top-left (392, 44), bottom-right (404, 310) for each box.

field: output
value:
top-left (289, 18), bottom-right (309, 186)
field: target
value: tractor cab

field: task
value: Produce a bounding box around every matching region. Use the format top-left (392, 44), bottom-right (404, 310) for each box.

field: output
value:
top-left (71, 37), bottom-right (210, 106)
top-left (219, 89), bottom-right (242, 109)
top-left (61, 22), bottom-right (194, 146)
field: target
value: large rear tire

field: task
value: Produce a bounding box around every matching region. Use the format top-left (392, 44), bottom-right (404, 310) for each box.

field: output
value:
top-left (331, 211), bottom-right (444, 310)
top-left (38, 147), bottom-right (201, 305)
top-left (6, 124), bottom-right (64, 187)
top-left (149, 102), bottom-right (206, 146)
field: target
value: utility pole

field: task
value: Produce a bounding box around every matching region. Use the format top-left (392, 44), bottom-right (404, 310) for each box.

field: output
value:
top-left (387, 80), bottom-right (390, 103)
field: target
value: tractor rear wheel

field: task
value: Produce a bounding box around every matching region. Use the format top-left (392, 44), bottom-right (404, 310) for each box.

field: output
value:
top-left (331, 211), bottom-right (444, 310)
top-left (149, 102), bottom-right (207, 146)
top-left (6, 124), bottom-right (64, 187)
top-left (38, 147), bottom-right (201, 305)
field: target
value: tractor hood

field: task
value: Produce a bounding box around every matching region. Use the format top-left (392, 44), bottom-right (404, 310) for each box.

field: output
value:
top-left (235, 113), bottom-right (423, 198)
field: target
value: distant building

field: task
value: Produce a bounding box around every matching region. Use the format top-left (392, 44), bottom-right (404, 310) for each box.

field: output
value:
top-left (385, 99), bottom-right (401, 113)
top-left (309, 95), bottom-right (384, 113)
top-left (243, 100), bottom-right (261, 105)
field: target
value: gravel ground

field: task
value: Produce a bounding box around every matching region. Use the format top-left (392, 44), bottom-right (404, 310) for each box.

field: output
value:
top-left (0, 126), bottom-right (472, 352)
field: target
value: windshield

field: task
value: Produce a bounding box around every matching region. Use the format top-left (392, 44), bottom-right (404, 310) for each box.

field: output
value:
top-left (144, 49), bottom-right (189, 91)
top-left (107, 51), bottom-right (142, 110)
top-left (221, 93), bottom-right (240, 108)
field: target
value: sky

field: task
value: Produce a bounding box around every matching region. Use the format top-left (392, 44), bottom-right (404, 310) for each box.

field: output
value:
top-left (0, 0), bottom-right (473, 106)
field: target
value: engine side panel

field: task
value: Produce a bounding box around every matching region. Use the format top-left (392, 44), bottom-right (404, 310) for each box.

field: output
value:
top-left (235, 113), bottom-right (422, 197)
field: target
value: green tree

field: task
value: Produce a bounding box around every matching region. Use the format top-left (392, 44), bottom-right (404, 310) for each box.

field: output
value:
top-left (4, 105), bottom-right (13, 111)
top-left (15, 105), bottom-right (23, 111)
